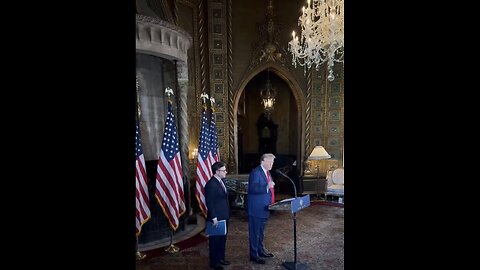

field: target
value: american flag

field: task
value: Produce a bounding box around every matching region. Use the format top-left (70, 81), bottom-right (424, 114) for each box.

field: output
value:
top-left (208, 104), bottom-right (220, 165)
top-left (155, 101), bottom-right (186, 230)
top-left (136, 119), bottom-right (150, 236)
top-left (195, 104), bottom-right (212, 217)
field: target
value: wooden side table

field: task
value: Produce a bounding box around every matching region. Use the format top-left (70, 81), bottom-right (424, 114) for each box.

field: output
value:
top-left (301, 176), bottom-right (327, 199)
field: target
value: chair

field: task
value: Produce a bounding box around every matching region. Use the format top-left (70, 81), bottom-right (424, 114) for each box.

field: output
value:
top-left (325, 167), bottom-right (344, 203)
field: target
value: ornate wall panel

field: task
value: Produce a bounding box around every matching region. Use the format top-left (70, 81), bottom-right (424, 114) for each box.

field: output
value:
top-left (207, 0), bottom-right (229, 165)
top-left (176, 0), bottom-right (202, 167)
top-left (305, 63), bottom-right (344, 171)
top-left (325, 65), bottom-right (344, 166)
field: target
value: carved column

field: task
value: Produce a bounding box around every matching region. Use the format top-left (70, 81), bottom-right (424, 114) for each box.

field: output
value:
top-left (175, 61), bottom-right (190, 181)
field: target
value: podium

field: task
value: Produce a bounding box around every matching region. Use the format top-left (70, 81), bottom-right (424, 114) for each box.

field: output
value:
top-left (269, 194), bottom-right (311, 270)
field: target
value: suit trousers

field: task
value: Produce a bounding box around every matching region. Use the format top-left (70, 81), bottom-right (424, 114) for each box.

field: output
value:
top-left (248, 215), bottom-right (268, 259)
top-left (209, 234), bottom-right (226, 268)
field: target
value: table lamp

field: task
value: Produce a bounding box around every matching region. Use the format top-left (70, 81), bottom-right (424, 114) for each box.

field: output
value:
top-left (307, 146), bottom-right (331, 179)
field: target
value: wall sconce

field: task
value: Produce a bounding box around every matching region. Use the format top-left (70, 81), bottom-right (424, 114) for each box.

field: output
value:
top-left (190, 148), bottom-right (198, 162)
top-left (307, 145), bottom-right (331, 178)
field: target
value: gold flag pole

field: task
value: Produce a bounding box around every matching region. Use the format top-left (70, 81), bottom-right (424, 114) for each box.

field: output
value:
top-left (164, 87), bottom-right (180, 254)
top-left (135, 76), bottom-right (147, 261)
top-left (135, 236), bottom-right (147, 260)
top-left (164, 228), bottom-right (180, 253)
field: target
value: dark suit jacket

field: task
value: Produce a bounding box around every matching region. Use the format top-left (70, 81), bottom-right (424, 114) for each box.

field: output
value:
top-left (205, 176), bottom-right (230, 223)
top-left (247, 165), bottom-right (272, 218)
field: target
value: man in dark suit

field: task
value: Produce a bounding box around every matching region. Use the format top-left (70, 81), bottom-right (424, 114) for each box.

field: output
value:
top-left (247, 153), bottom-right (276, 264)
top-left (205, 161), bottom-right (231, 270)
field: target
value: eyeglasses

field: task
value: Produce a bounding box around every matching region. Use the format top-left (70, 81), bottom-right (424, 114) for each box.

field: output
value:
top-left (217, 169), bottom-right (227, 172)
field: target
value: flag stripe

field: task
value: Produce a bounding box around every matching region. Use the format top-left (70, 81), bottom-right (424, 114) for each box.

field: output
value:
top-left (195, 105), bottom-right (212, 217)
top-left (136, 120), bottom-right (150, 236)
top-left (155, 101), bottom-right (185, 230)
top-left (209, 106), bottom-right (220, 165)
top-left (136, 158), bottom-right (149, 219)
top-left (156, 152), bottom-right (186, 215)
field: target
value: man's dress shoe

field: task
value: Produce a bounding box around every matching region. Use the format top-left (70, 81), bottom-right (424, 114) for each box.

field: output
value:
top-left (250, 257), bottom-right (266, 264)
top-left (219, 259), bottom-right (231, 265)
top-left (260, 252), bottom-right (274, 258)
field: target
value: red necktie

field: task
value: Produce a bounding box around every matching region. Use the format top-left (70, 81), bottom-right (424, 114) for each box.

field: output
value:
top-left (267, 171), bottom-right (275, 203)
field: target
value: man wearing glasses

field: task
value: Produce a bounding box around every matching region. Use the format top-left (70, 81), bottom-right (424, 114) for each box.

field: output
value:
top-left (205, 161), bottom-right (231, 270)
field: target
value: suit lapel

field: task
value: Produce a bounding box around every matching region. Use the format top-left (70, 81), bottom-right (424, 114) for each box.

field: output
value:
top-left (259, 166), bottom-right (268, 183)
top-left (216, 178), bottom-right (226, 194)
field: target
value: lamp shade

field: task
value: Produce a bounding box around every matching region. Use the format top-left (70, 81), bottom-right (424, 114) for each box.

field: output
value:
top-left (307, 146), bottom-right (331, 160)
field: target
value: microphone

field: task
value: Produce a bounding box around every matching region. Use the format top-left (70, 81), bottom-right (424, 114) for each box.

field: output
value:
top-left (275, 169), bottom-right (298, 198)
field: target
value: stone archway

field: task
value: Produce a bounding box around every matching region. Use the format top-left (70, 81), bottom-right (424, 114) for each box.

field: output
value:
top-left (232, 62), bottom-right (306, 174)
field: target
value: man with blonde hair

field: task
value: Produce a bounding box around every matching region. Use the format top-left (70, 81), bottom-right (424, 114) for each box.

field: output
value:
top-left (247, 153), bottom-right (276, 264)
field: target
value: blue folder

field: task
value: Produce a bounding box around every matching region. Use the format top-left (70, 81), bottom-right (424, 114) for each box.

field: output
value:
top-left (206, 220), bottom-right (227, 236)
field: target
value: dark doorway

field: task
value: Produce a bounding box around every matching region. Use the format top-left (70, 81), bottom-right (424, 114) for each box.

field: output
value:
top-left (237, 68), bottom-right (299, 177)
top-left (256, 113), bottom-right (278, 154)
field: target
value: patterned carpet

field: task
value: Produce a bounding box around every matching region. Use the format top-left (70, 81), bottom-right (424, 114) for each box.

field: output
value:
top-left (136, 201), bottom-right (344, 270)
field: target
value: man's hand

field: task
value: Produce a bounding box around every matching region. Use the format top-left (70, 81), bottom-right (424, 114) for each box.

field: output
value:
top-left (212, 217), bottom-right (218, 226)
top-left (268, 180), bottom-right (275, 189)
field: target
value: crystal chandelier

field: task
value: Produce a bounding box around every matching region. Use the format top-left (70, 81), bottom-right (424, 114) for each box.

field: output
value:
top-left (288, 0), bottom-right (344, 81)
top-left (260, 69), bottom-right (276, 115)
